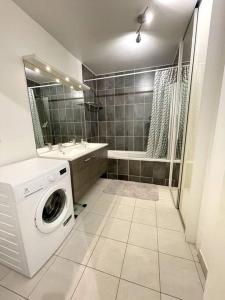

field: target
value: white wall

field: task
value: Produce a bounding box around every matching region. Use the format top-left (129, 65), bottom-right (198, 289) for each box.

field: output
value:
top-left (180, 0), bottom-right (225, 244)
top-left (201, 66), bottom-right (225, 300)
top-left (179, 0), bottom-right (213, 235)
top-left (0, 0), bottom-right (83, 166)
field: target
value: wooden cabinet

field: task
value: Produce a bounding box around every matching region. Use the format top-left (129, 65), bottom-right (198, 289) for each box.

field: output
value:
top-left (69, 146), bottom-right (108, 202)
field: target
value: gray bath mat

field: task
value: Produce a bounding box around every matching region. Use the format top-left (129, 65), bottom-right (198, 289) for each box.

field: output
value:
top-left (103, 180), bottom-right (158, 201)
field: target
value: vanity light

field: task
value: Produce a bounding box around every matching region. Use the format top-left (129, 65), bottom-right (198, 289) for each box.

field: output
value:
top-left (65, 77), bottom-right (70, 82)
top-left (55, 78), bottom-right (60, 83)
top-left (46, 66), bottom-right (51, 72)
top-left (34, 67), bottom-right (40, 73)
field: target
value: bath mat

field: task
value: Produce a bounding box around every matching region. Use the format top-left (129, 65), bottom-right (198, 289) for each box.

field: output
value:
top-left (103, 180), bottom-right (159, 201)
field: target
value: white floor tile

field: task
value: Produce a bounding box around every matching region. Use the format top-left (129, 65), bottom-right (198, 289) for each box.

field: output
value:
top-left (128, 223), bottom-right (158, 251)
top-left (135, 198), bottom-right (156, 209)
top-left (0, 286), bottom-right (24, 300)
top-left (159, 253), bottom-right (203, 300)
top-left (157, 210), bottom-right (183, 232)
top-left (133, 207), bottom-right (156, 226)
top-left (77, 213), bottom-right (107, 235)
top-left (158, 228), bottom-right (193, 260)
top-left (58, 230), bottom-right (98, 265)
top-left (115, 195), bottom-right (136, 206)
top-left (0, 263), bottom-right (10, 280)
top-left (90, 199), bottom-right (115, 216)
top-left (29, 257), bottom-right (84, 300)
top-left (117, 280), bottom-right (160, 300)
top-left (121, 244), bottom-right (160, 291)
top-left (88, 237), bottom-right (126, 277)
top-left (71, 267), bottom-right (119, 300)
top-left (110, 204), bottom-right (134, 221)
top-left (161, 294), bottom-right (178, 300)
top-left (0, 255), bottom-right (56, 297)
top-left (101, 218), bottom-right (131, 242)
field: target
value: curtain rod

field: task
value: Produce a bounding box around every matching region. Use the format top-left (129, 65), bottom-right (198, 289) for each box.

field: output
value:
top-left (84, 65), bottom-right (189, 83)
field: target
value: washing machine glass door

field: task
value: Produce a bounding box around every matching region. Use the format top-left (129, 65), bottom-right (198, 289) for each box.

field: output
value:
top-left (36, 188), bottom-right (68, 233)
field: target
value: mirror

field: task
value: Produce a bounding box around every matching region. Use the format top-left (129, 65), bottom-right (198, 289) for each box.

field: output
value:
top-left (24, 65), bottom-right (86, 149)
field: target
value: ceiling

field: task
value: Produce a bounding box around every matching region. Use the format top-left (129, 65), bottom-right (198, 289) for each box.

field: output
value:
top-left (13, 0), bottom-right (197, 74)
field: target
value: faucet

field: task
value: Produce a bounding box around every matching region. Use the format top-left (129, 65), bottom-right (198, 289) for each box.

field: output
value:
top-left (46, 143), bottom-right (52, 151)
top-left (70, 138), bottom-right (76, 145)
top-left (58, 143), bottom-right (63, 153)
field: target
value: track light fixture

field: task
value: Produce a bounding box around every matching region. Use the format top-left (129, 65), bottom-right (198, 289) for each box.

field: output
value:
top-left (136, 6), bottom-right (151, 43)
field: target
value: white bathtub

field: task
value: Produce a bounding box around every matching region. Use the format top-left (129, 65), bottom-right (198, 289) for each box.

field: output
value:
top-left (107, 150), bottom-right (180, 163)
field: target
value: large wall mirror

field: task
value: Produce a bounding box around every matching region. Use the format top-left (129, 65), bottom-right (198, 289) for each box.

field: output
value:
top-left (24, 65), bottom-right (86, 149)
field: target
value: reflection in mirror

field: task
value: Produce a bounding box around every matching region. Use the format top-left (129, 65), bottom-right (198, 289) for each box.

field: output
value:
top-left (24, 66), bottom-right (86, 149)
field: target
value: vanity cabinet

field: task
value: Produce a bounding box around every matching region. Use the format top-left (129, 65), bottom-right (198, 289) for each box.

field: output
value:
top-left (69, 146), bottom-right (108, 201)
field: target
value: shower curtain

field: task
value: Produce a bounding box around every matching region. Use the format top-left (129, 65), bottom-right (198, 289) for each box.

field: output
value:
top-left (28, 88), bottom-right (44, 148)
top-left (146, 67), bottom-right (177, 159)
top-left (176, 65), bottom-right (190, 159)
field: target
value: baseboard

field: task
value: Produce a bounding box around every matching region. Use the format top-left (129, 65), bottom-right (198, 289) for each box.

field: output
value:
top-left (197, 249), bottom-right (208, 279)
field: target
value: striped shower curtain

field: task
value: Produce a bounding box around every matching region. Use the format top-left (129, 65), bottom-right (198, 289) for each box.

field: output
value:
top-left (28, 88), bottom-right (44, 148)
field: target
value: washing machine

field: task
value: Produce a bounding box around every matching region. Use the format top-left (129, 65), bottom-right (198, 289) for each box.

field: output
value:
top-left (0, 157), bottom-right (74, 277)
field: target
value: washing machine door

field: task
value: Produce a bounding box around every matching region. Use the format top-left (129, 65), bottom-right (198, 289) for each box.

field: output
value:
top-left (35, 187), bottom-right (69, 233)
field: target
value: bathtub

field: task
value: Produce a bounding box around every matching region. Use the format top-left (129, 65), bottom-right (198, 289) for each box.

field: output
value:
top-left (106, 150), bottom-right (180, 186)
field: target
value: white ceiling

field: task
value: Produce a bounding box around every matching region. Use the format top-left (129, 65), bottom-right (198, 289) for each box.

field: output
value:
top-left (13, 0), bottom-right (197, 74)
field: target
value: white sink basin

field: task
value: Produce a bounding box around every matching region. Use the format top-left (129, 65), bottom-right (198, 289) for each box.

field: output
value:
top-left (37, 143), bottom-right (108, 161)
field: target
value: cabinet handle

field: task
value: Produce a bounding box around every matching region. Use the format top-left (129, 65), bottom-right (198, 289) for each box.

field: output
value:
top-left (84, 157), bottom-right (92, 162)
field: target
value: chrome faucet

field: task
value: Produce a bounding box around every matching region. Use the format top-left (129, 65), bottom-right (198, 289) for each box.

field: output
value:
top-left (70, 138), bottom-right (76, 145)
top-left (58, 143), bottom-right (63, 153)
top-left (47, 143), bottom-right (52, 151)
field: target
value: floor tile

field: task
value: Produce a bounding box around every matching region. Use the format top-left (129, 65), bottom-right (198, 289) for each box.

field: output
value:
top-left (135, 198), bottom-right (156, 209)
top-left (0, 286), bottom-right (24, 300)
top-left (110, 204), bottom-right (134, 221)
top-left (121, 244), bottom-right (160, 291)
top-left (29, 257), bottom-right (85, 300)
top-left (115, 195), bottom-right (136, 206)
top-left (90, 198), bottom-right (115, 216)
top-left (161, 294), bottom-right (178, 300)
top-left (157, 210), bottom-right (183, 232)
top-left (158, 228), bottom-right (193, 260)
top-left (77, 213), bottom-right (107, 235)
top-left (0, 255), bottom-right (56, 298)
top-left (128, 223), bottom-right (158, 251)
top-left (117, 279), bottom-right (160, 300)
top-left (57, 230), bottom-right (98, 265)
top-left (158, 188), bottom-right (171, 200)
top-left (196, 262), bottom-right (206, 289)
top-left (71, 267), bottom-right (119, 300)
top-left (156, 200), bottom-right (176, 214)
top-left (88, 237), bottom-right (126, 277)
top-left (101, 218), bottom-right (131, 242)
top-left (0, 263), bottom-right (10, 280)
top-left (133, 207), bottom-right (156, 226)
top-left (159, 253), bottom-right (203, 300)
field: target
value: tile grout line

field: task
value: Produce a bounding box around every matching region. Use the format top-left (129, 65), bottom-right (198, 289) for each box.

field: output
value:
top-left (114, 197), bottom-right (136, 300)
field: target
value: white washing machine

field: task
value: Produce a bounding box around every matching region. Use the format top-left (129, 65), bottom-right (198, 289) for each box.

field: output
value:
top-left (0, 158), bottom-right (74, 277)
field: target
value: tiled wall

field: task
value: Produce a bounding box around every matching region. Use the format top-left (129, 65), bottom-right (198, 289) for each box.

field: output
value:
top-left (27, 79), bottom-right (86, 145)
top-left (105, 159), bottom-right (170, 186)
top-left (82, 65), bottom-right (99, 142)
top-left (105, 159), bottom-right (180, 187)
top-left (95, 70), bottom-right (154, 151)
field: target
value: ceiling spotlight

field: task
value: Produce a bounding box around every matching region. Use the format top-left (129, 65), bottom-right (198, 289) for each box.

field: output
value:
top-left (136, 32), bottom-right (141, 43)
top-left (65, 77), bottom-right (70, 82)
top-left (70, 86), bottom-right (74, 89)
top-left (46, 66), bottom-right (51, 72)
top-left (34, 67), bottom-right (40, 73)
top-left (78, 84), bottom-right (82, 89)
top-left (55, 78), bottom-right (60, 83)
top-left (136, 6), bottom-right (151, 43)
